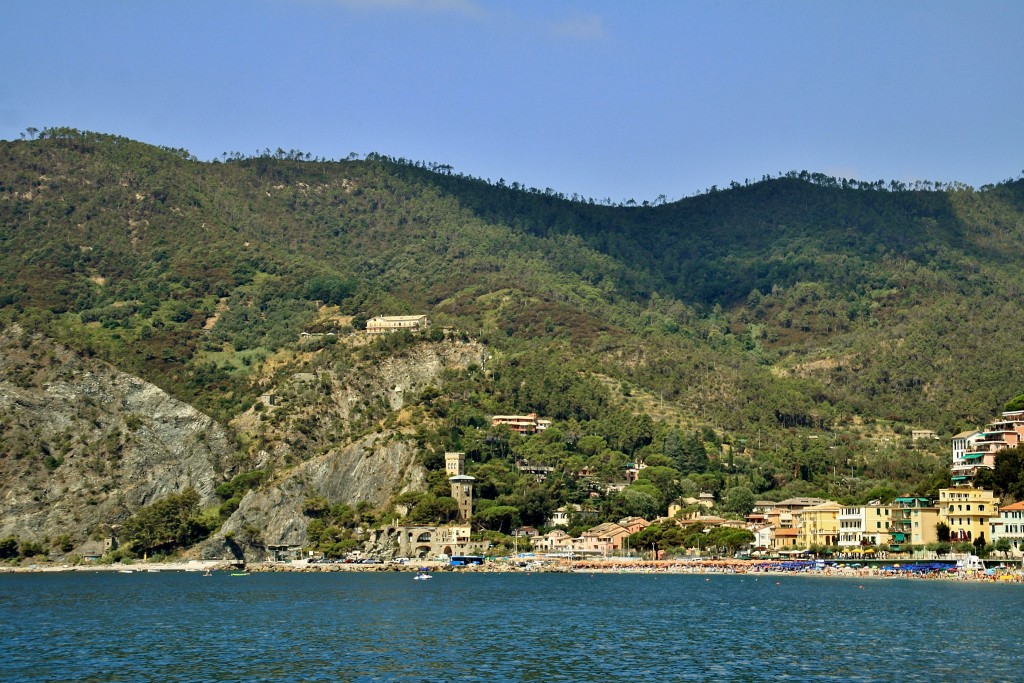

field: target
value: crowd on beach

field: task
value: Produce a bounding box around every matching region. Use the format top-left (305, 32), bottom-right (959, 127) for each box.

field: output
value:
top-left (8, 556), bottom-right (1022, 583)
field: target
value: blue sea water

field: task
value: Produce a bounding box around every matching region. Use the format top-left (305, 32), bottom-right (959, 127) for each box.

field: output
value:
top-left (0, 570), bottom-right (1020, 682)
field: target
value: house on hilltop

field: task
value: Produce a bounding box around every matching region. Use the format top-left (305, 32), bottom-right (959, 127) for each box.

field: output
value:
top-left (365, 315), bottom-right (430, 335)
top-left (491, 413), bottom-right (550, 435)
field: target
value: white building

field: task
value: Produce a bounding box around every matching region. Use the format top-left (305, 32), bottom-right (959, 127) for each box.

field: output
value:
top-left (365, 315), bottom-right (430, 334)
top-left (991, 500), bottom-right (1024, 556)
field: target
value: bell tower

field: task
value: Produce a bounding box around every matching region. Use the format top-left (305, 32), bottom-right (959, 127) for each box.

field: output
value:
top-left (445, 451), bottom-right (466, 477)
top-left (445, 452), bottom-right (473, 521)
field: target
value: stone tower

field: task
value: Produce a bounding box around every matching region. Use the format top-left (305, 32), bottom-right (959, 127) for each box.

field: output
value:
top-left (449, 474), bottom-right (475, 522)
top-left (445, 451), bottom-right (466, 477)
top-left (445, 452), bottom-right (473, 521)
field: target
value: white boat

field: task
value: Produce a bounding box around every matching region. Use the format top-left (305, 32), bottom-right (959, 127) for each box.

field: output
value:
top-left (413, 572), bottom-right (433, 580)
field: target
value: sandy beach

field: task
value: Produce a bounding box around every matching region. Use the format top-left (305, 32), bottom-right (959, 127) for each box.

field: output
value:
top-left (4, 556), bottom-right (1022, 583)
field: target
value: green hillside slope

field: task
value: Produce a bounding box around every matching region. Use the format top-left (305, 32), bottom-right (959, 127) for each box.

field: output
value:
top-left (1, 129), bottom-right (1022, 553)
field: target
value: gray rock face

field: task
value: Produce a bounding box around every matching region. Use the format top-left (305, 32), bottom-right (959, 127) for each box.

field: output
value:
top-left (1, 325), bottom-right (482, 561)
top-left (0, 327), bottom-right (231, 547)
top-left (204, 432), bottom-right (425, 561)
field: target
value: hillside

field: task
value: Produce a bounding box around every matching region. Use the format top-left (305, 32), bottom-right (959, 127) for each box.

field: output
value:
top-left (1, 128), bottom-right (1020, 560)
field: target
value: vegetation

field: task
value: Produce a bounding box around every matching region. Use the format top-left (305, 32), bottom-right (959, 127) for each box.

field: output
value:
top-left (3, 129), bottom-right (1024, 549)
top-left (119, 489), bottom-right (214, 558)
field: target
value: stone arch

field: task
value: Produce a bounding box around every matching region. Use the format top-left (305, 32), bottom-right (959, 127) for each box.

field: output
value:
top-left (416, 532), bottom-right (432, 543)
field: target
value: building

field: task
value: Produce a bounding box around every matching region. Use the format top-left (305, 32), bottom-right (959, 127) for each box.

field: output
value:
top-left (449, 475), bottom-right (475, 522)
top-left (772, 527), bottom-right (799, 550)
top-left (838, 502), bottom-right (890, 548)
top-left (491, 413), bottom-right (548, 435)
top-left (390, 524), bottom-right (474, 558)
top-left (937, 488), bottom-right (999, 544)
top-left (795, 501), bottom-right (840, 548)
top-left (911, 429), bottom-right (939, 441)
top-left (365, 315), bottom-right (430, 335)
top-left (888, 497), bottom-right (939, 549)
top-left (990, 500), bottom-right (1024, 556)
top-left (951, 410), bottom-right (1024, 484)
top-left (750, 524), bottom-right (774, 552)
top-left (762, 498), bottom-right (827, 536)
top-left (547, 504), bottom-right (598, 527)
top-left (618, 517), bottom-right (651, 535)
top-left (515, 460), bottom-right (555, 480)
top-left (445, 451), bottom-right (465, 477)
top-left (580, 522), bottom-right (632, 555)
top-left (951, 430), bottom-right (984, 483)
top-left (532, 529), bottom-right (574, 552)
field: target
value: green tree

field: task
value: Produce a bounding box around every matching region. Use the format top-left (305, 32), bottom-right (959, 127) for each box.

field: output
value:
top-left (121, 489), bottom-right (212, 557)
top-left (473, 505), bottom-right (521, 534)
top-left (721, 486), bottom-right (756, 517)
top-left (0, 537), bottom-right (19, 559)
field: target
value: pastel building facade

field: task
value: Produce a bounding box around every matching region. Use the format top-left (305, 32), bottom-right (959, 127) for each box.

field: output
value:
top-left (952, 410), bottom-right (1024, 484)
top-left (938, 488), bottom-right (998, 544)
top-left (838, 503), bottom-right (891, 548)
top-left (889, 497), bottom-right (939, 548)
top-left (990, 500), bottom-right (1024, 556)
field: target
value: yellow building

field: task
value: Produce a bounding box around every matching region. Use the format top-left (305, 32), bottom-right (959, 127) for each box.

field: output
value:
top-left (938, 488), bottom-right (999, 545)
top-left (888, 497), bottom-right (939, 549)
top-left (796, 501), bottom-right (840, 548)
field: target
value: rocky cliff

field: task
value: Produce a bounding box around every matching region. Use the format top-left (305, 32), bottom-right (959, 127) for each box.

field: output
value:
top-left (0, 324), bottom-right (233, 548)
top-left (205, 336), bottom-right (484, 561)
top-left (0, 324), bottom-right (483, 560)
top-left (203, 432), bottom-right (424, 561)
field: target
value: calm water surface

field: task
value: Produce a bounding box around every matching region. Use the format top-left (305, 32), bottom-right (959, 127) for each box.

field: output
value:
top-left (1, 571), bottom-right (1020, 682)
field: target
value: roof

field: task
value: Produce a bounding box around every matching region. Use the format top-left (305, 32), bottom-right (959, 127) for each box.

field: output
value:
top-left (952, 430), bottom-right (982, 439)
top-left (368, 315), bottom-right (428, 322)
top-left (802, 501), bottom-right (842, 512)
top-left (583, 522), bottom-right (629, 537)
top-left (775, 497), bottom-right (828, 507)
top-left (1000, 500), bottom-right (1024, 512)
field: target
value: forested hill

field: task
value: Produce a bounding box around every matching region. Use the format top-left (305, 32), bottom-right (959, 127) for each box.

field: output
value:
top-left (2, 129), bottom-right (1024, 497)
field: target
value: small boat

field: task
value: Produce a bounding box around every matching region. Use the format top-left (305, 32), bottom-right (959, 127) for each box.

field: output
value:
top-left (118, 569), bottom-right (133, 574)
top-left (414, 572), bottom-right (433, 580)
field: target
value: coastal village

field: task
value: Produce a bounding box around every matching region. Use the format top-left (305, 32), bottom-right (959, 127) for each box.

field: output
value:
top-left (301, 316), bottom-right (1024, 569)
top-left (7, 316), bottom-right (1023, 583)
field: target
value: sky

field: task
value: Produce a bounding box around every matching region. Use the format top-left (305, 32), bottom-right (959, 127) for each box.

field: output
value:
top-left (2, 0), bottom-right (1022, 203)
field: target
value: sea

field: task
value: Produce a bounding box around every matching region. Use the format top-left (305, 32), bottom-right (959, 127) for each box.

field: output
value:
top-left (0, 570), bottom-right (1020, 682)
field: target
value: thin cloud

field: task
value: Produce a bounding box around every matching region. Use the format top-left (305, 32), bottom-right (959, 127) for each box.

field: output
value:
top-left (546, 14), bottom-right (607, 40)
top-left (321, 0), bottom-right (487, 17)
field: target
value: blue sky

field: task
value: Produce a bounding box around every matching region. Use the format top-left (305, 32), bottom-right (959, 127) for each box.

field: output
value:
top-left (2, 0), bottom-right (1022, 203)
